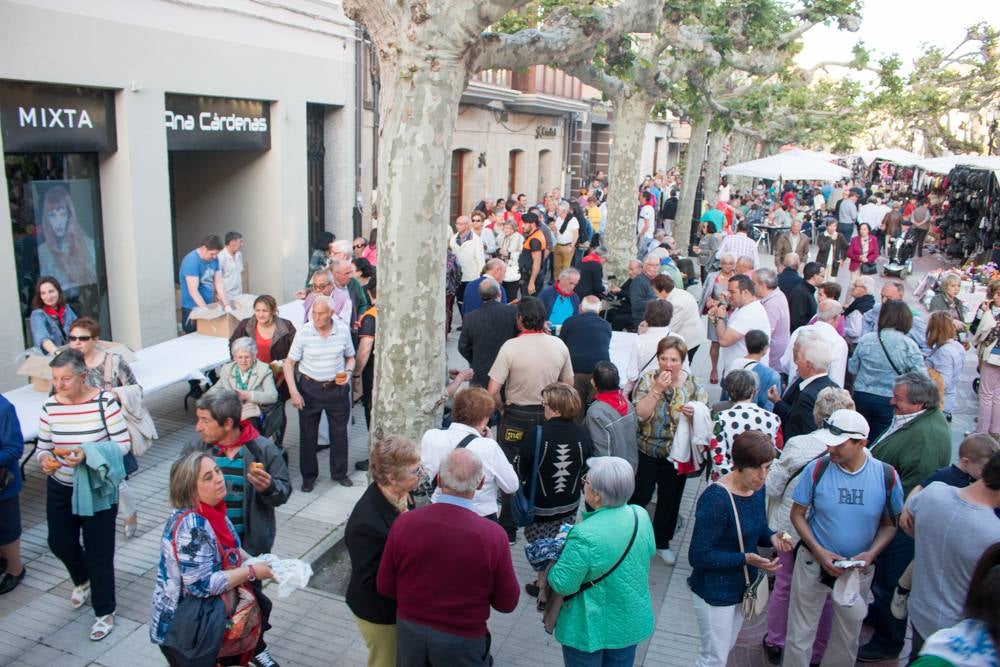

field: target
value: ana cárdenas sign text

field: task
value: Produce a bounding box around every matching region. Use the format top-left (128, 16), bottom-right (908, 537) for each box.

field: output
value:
top-left (164, 94), bottom-right (270, 151)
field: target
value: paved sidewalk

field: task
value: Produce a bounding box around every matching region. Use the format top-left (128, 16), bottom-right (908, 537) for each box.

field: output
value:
top-left (1, 249), bottom-right (970, 666)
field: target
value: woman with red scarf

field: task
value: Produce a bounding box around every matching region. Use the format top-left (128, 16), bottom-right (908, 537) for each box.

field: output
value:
top-left (28, 276), bottom-right (78, 354)
top-left (151, 451), bottom-right (275, 666)
top-left (584, 361), bottom-right (639, 470)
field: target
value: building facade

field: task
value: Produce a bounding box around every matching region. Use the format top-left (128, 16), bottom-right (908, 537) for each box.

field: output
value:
top-left (0, 0), bottom-right (357, 389)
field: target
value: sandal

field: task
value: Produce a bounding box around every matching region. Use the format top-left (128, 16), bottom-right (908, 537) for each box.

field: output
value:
top-left (123, 513), bottom-right (138, 540)
top-left (90, 613), bottom-right (114, 641)
top-left (70, 582), bottom-right (91, 609)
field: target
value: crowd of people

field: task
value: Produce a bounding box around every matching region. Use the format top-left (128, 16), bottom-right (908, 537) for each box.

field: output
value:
top-left (1, 170), bottom-right (998, 667)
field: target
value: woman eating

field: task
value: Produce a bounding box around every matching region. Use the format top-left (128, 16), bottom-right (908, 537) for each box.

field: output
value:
top-left (345, 436), bottom-right (422, 667)
top-left (150, 451), bottom-right (275, 666)
top-left (36, 349), bottom-right (132, 641)
top-left (631, 336), bottom-right (708, 566)
top-left (28, 275), bottom-right (78, 354)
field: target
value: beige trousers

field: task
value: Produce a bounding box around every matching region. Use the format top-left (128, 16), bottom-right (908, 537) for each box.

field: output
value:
top-left (354, 615), bottom-right (397, 667)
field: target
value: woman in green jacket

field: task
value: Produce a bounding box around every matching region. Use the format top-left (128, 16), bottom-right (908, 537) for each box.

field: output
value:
top-left (548, 456), bottom-right (656, 666)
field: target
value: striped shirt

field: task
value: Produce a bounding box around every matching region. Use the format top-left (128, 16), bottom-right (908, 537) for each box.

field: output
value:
top-left (37, 390), bottom-right (132, 486)
top-left (287, 320), bottom-right (355, 381)
top-left (213, 447), bottom-right (245, 536)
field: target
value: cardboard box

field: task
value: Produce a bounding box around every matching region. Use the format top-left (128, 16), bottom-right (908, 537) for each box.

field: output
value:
top-left (188, 296), bottom-right (255, 338)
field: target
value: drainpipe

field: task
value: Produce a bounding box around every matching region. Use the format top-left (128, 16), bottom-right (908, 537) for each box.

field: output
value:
top-left (353, 24), bottom-right (364, 238)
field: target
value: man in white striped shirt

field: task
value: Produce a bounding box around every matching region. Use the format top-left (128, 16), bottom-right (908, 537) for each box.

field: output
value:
top-left (284, 295), bottom-right (356, 492)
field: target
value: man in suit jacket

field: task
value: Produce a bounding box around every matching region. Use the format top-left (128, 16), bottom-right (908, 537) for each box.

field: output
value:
top-left (788, 261), bottom-right (825, 332)
top-left (559, 296), bottom-right (612, 410)
top-left (768, 329), bottom-right (839, 441)
top-left (377, 448), bottom-right (519, 665)
top-left (774, 219), bottom-right (811, 266)
top-left (458, 278), bottom-right (518, 388)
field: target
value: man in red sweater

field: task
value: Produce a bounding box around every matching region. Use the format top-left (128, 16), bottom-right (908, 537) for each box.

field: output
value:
top-left (377, 448), bottom-right (519, 665)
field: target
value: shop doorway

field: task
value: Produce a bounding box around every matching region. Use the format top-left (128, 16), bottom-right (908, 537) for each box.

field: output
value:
top-left (5, 153), bottom-right (110, 347)
top-left (538, 148), bottom-right (553, 201)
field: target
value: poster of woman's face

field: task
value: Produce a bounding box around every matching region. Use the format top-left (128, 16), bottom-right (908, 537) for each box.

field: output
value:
top-left (31, 181), bottom-right (98, 290)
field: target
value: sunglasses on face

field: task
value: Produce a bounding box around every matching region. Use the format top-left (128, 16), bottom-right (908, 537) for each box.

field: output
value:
top-left (353, 243), bottom-right (366, 249)
top-left (312, 283), bottom-right (331, 291)
top-left (68, 335), bottom-right (92, 342)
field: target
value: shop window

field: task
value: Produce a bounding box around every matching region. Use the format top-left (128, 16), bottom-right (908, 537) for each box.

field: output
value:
top-left (6, 153), bottom-right (110, 347)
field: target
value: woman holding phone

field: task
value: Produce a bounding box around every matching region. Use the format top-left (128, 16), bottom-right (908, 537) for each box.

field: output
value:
top-left (630, 335), bottom-right (708, 566)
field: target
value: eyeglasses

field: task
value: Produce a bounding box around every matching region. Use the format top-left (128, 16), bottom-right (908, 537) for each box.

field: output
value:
top-left (822, 419), bottom-right (863, 438)
top-left (353, 243), bottom-right (366, 249)
top-left (68, 335), bottom-right (92, 342)
top-left (312, 282), bottom-right (331, 291)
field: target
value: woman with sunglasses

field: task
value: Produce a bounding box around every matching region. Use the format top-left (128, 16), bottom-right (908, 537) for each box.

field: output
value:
top-left (67, 317), bottom-right (137, 389)
top-left (631, 335), bottom-right (708, 566)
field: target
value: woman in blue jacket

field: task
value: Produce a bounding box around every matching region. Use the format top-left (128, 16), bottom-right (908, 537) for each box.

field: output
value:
top-left (28, 276), bottom-right (78, 354)
top-left (0, 395), bottom-right (25, 594)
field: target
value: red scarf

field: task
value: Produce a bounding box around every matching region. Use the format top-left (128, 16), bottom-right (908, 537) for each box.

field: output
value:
top-left (195, 500), bottom-right (239, 560)
top-left (554, 282), bottom-right (575, 298)
top-left (43, 305), bottom-right (66, 326)
top-left (212, 420), bottom-right (261, 452)
top-left (581, 252), bottom-right (604, 264)
top-left (594, 390), bottom-right (629, 416)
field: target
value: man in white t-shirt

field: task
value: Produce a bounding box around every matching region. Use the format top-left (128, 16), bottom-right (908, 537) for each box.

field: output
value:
top-left (709, 273), bottom-right (772, 375)
top-left (552, 201), bottom-right (579, 278)
top-left (637, 191), bottom-right (656, 251)
top-left (218, 231), bottom-right (245, 301)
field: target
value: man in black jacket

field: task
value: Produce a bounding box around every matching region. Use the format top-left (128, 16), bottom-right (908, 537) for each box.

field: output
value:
top-left (458, 278), bottom-right (518, 387)
top-left (788, 261), bottom-right (825, 332)
top-left (559, 296), bottom-right (612, 412)
top-left (629, 255), bottom-right (661, 328)
top-left (768, 330), bottom-right (839, 441)
top-left (777, 251), bottom-right (804, 297)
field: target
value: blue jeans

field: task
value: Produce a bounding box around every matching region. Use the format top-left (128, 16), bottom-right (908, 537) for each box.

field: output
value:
top-left (562, 644), bottom-right (637, 667)
top-left (866, 530), bottom-right (915, 655)
top-left (852, 391), bottom-right (894, 443)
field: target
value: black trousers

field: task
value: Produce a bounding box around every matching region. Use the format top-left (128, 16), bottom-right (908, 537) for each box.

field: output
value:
top-left (502, 280), bottom-right (520, 303)
top-left (911, 227), bottom-right (928, 256)
top-left (397, 618), bottom-right (491, 667)
top-left (361, 361), bottom-right (374, 430)
top-left (497, 404), bottom-right (545, 538)
top-left (47, 477), bottom-right (118, 615)
top-left (298, 377), bottom-right (351, 482)
top-left (629, 451), bottom-right (687, 549)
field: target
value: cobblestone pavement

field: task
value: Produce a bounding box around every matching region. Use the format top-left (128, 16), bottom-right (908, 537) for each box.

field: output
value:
top-left (1, 250), bottom-right (971, 666)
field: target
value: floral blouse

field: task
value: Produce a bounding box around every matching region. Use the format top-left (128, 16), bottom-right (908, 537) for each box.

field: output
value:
top-left (149, 510), bottom-right (240, 645)
top-left (708, 402), bottom-right (780, 481)
top-left (634, 371), bottom-right (708, 458)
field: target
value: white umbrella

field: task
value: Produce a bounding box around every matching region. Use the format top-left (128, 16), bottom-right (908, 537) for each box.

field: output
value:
top-left (784, 148), bottom-right (841, 161)
top-left (722, 152), bottom-right (852, 181)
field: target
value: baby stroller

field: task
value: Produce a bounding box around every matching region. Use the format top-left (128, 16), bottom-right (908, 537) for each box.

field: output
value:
top-left (883, 229), bottom-right (916, 278)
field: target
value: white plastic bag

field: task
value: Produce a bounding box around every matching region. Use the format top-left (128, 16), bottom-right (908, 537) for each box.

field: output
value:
top-left (245, 554), bottom-right (313, 598)
top-left (832, 569), bottom-right (861, 607)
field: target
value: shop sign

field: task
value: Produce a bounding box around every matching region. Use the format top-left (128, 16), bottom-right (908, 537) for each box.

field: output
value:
top-left (0, 81), bottom-right (116, 152)
top-left (165, 94), bottom-right (270, 150)
top-left (535, 125), bottom-right (559, 139)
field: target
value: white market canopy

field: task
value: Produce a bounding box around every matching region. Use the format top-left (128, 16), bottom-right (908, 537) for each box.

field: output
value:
top-left (722, 152), bottom-right (851, 181)
top-left (914, 155), bottom-right (1000, 179)
top-left (783, 148), bottom-right (841, 161)
top-left (850, 149), bottom-right (922, 167)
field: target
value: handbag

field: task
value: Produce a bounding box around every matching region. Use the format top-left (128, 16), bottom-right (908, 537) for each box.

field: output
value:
top-left (96, 391), bottom-right (139, 476)
top-left (722, 484), bottom-right (769, 618)
top-left (542, 507), bottom-right (639, 634)
top-left (510, 427), bottom-right (542, 528)
top-left (860, 261), bottom-right (877, 275)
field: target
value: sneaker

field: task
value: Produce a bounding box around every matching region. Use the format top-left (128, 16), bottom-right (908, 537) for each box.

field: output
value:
top-left (657, 548), bottom-right (677, 566)
top-left (250, 649), bottom-right (281, 667)
top-left (506, 531), bottom-right (517, 546)
top-left (891, 585), bottom-right (910, 620)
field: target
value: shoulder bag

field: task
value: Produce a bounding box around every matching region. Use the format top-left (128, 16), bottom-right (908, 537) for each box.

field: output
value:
top-left (542, 506), bottom-right (639, 634)
top-left (510, 427), bottom-right (542, 527)
top-left (877, 332), bottom-right (913, 376)
top-left (96, 390), bottom-right (139, 476)
top-left (722, 484), bottom-right (769, 618)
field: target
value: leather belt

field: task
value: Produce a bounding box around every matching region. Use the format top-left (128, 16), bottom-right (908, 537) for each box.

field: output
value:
top-left (301, 374), bottom-right (340, 388)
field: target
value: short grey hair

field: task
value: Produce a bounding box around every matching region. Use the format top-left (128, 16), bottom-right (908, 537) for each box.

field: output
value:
top-left (438, 448), bottom-right (484, 494)
top-left (628, 259), bottom-right (642, 270)
top-left (813, 388), bottom-right (855, 427)
top-left (854, 276), bottom-right (876, 295)
top-left (312, 294), bottom-right (333, 311)
top-left (558, 267), bottom-right (580, 281)
top-left (478, 277), bottom-right (501, 301)
top-left (896, 371), bottom-right (940, 410)
top-left (784, 252), bottom-right (800, 269)
top-left (332, 239), bottom-right (353, 256)
top-left (196, 390), bottom-right (242, 428)
top-left (585, 456), bottom-right (635, 508)
top-left (795, 329), bottom-right (833, 370)
top-left (883, 280), bottom-right (905, 298)
top-left (724, 369), bottom-right (759, 402)
top-left (817, 299), bottom-right (843, 322)
top-left (230, 336), bottom-right (258, 358)
top-left (580, 295), bottom-right (602, 314)
top-left (736, 255), bottom-right (755, 268)
top-left (313, 268), bottom-right (333, 284)
top-left (753, 267), bottom-right (778, 290)
top-left (720, 252), bottom-right (737, 265)
top-left (484, 258), bottom-right (505, 273)
top-left (939, 273), bottom-right (961, 291)
top-left (50, 348), bottom-right (87, 375)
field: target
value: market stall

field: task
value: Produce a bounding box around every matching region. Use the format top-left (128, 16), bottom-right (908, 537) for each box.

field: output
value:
top-left (937, 157), bottom-right (1000, 260)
